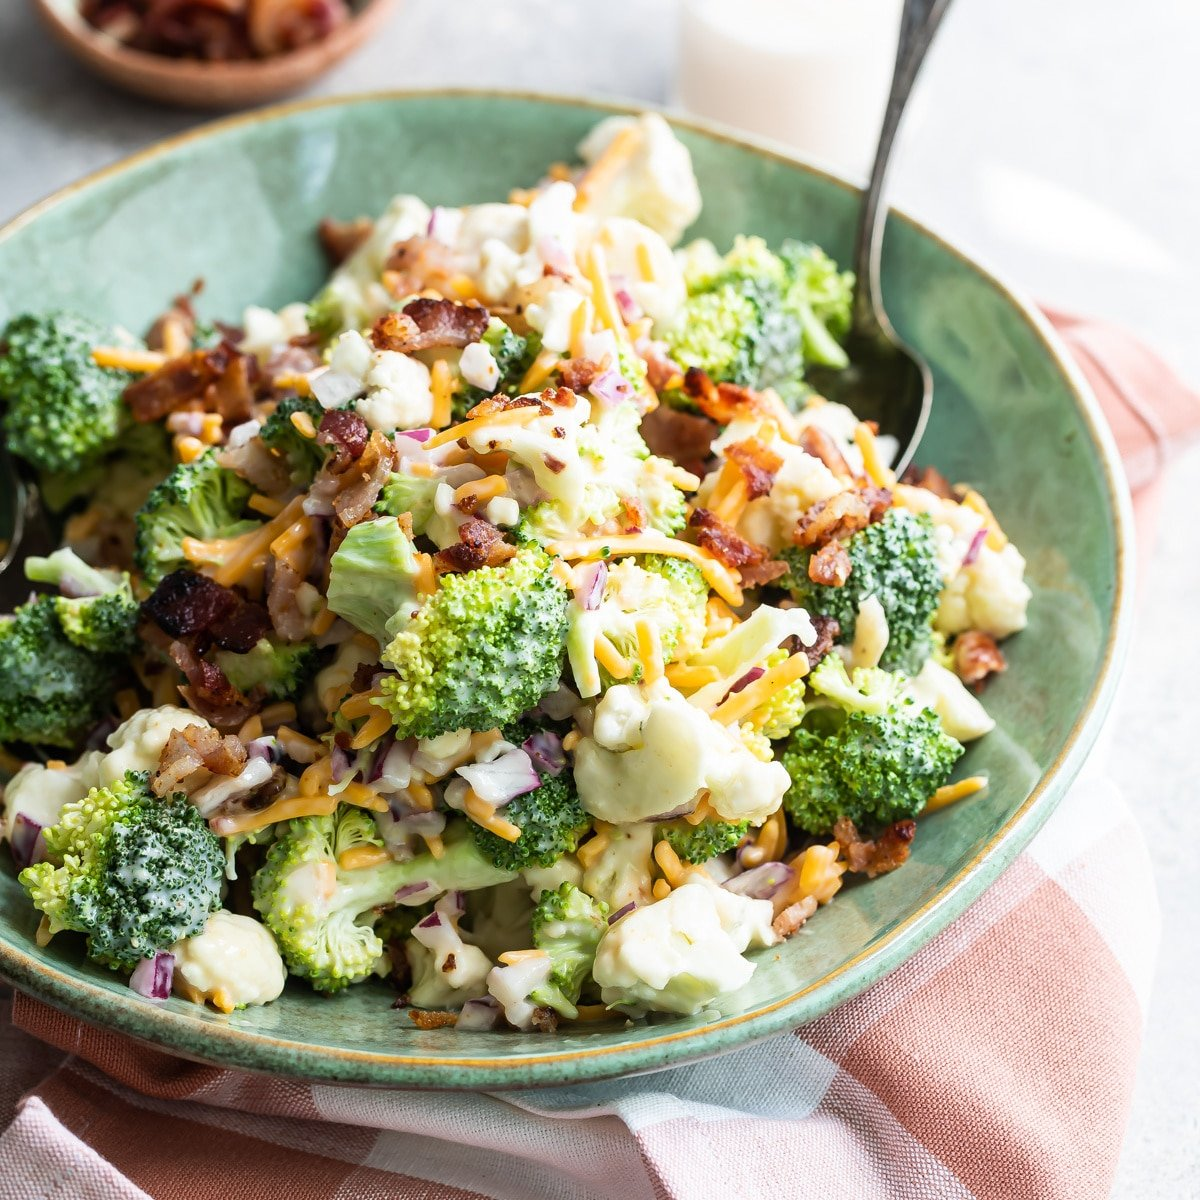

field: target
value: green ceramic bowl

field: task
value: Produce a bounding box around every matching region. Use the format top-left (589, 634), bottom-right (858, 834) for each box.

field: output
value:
top-left (0, 91), bottom-right (1132, 1089)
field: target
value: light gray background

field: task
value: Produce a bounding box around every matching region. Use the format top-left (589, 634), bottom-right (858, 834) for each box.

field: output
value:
top-left (1, 1), bottom-right (1196, 1194)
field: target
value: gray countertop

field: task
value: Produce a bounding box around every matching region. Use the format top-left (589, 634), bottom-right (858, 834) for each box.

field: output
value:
top-left (1, 1), bottom-right (1197, 1194)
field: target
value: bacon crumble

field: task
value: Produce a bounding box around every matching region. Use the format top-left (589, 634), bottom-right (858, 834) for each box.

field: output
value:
top-left (834, 817), bottom-right (916, 878)
top-left (318, 216), bottom-right (373, 265)
top-left (724, 437), bottom-right (784, 500)
top-left (793, 486), bottom-right (892, 549)
top-left (152, 724), bottom-right (248, 797)
top-left (433, 518), bottom-right (516, 574)
top-left (370, 298), bottom-right (490, 354)
top-left (142, 571), bottom-right (238, 638)
top-left (808, 540), bottom-right (852, 587)
top-left (799, 425), bottom-right (853, 479)
top-left (953, 630), bottom-right (1008, 688)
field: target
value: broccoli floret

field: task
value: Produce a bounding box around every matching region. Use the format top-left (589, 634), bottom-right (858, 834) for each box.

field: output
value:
top-left (134, 451), bottom-right (259, 584)
top-left (306, 289), bottom-right (345, 347)
top-left (326, 515), bottom-right (418, 647)
top-left (526, 881), bottom-right (608, 1018)
top-left (259, 396), bottom-right (330, 486)
top-left (18, 771), bottom-right (223, 970)
top-left (0, 596), bottom-right (122, 747)
top-left (664, 236), bottom-right (853, 409)
top-left (656, 818), bottom-right (750, 864)
top-left (215, 637), bottom-right (319, 702)
top-left (753, 647), bottom-right (807, 740)
top-left (780, 661), bottom-right (963, 835)
top-left (779, 241), bottom-right (853, 369)
top-left (376, 471), bottom-right (440, 534)
top-left (24, 548), bottom-right (140, 656)
top-left (469, 760), bottom-right (589, 874)
top-left (38, 420), bottom-right (174, 515)
top-left (782, 510), bottom-right (942, 674)
top-left (455, 320), bottom-right (535, 419)
top-left (807, 654), bottom-right (906, 715)
top-left (379, 548), bottom-right (569, 739)
top-left (0, 312), bottom-right (133, 474)
top-left (252, 812), bottom-right (514, 993)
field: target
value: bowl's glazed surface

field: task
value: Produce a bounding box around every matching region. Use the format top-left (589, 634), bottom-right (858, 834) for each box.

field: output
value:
top-left (0, 92), bottom-right (1132, 1088)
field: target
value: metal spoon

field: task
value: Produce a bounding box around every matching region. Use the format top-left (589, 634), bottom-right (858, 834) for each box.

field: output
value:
top-left (0, 448), bottom-right (58, 611)
top-left (805, 0), bottom-right (954, 476)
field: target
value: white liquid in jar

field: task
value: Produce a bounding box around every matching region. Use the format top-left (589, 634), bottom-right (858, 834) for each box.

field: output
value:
top-left (676, 0), bottom-right (903, 179)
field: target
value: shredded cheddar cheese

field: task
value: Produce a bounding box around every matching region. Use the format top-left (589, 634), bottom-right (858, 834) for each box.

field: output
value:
top-left (635, 240), bottom-right (656, 283)
top-left (350, 708), bottom-right (392, 751)
top-left (174, 435), bottom-right (205, 464)
top-left (289, 409), bottom-right (317, 439)
top-left (635, 618), bottom-right (663, 686)
top-left (276, 726), bottom-right (322, 764)
top-left (425, 403), bottom-right (547, 450)
top-left (340, 690), bottom-right (382, 721)
top-left (576, 825), bottom-right (609, 869)
top-left (518, 348), bottom-right (561, 394)
top-left (652, 878), bottom-right (671, 901)
top-left (569, 296), bottom-right (594, 360)
top-left (561, 729), bottom-right (581, 752)
top-left (463, 789), bottom-right (522, 842)
top-left (926, 775), bottom-right (988, 812)
top-left (237, 714), bottom-right (264, 743)
top-left (547, 534), bottom-right (743, 606)
top-left (211, 785), bottom-right (386, 836)
top-left (664, 663), bottom-right (721, 690)
top-left (91, 346), bottom-right (167, 373)
top-left (183, 495), bottom-right (304, 589)
top-left (854, 422), bottom-right (896, 488)
top-left (423, 832), bottom-right (445, 859)
top-left (310, 604), bottom-right (336, 637)
top-left (593, 633), bottom-right (633, 680)
top-left (710, 652), bottom-right (809, 725)
top-left (338, 845), bottom-right (392, 871)
top-left (498, 949), bottom-right (549, 965)
top-left (248, 493), bottom-right (285, 517)
top-left (574, 123), bottom-right (641, 212)
top-left (452, 475), bottom-right (508, 507)
top-left (653, 839), bottom-right (687, 888)
top-left (568, 1003), bottom-right (612, 1023)
top-left (430, 359), bottom-right (455, 429)
top-left (960, 490), bottom-right (1008, 551)
top-left (273, 371), bottom-right (314, 396)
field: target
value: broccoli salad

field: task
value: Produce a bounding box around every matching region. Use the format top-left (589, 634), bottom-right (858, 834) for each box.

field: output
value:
top-left (0, 114), bottom-right (1030, 1030)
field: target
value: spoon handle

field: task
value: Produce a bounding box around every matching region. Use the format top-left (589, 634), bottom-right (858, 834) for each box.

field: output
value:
top-left (851, 0), bottom-right (954, 331)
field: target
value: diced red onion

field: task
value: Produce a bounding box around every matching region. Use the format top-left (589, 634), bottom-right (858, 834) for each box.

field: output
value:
top-left (395, 880), bottom-right (439, 905)
top-left (397, 427), bottom-right (433, 444)
top-left (537, 235), bottom-right (574, 275)
top-left (735, 839), bottom-right (763, 868)
top-left (330, 746), bottom-right (353, 784)
top-left (166, 411), bottom-right (206, 438)
top-left (246, 736), bottom-right (279, 763)
top-left (537, 684), bottom-right (579, 721)
top-left (427, 207), bottom-right (449, 240)
top-left (641, 802), bottom-right (696, 823)
top-left (505, 466), bottom-right (549, 507)
top-left (9, 813), bottom-right (45, 870)
top-left (523, 731), bottom-right (565, 777)
top-left (962, 526), bottom-right (987, 567)
top-left (129, 951), bottom-right (174, 1001)
top-left (311, 367), bottom-right (363, 410)
top-left (191, 756), bottom-right (275, 818)
top-left (457, 996), bottom-right (502, 1031)
top-left (412, 908), bottom-right (460, 955)
top-left (227, 419), bottom-right (261, 449)
top-left (436, 890), bottom-right (466, 921)
top-left (729, 666), bottom-right (765, 696)
top-left (723, 861), bottom-right (795, 900)
top-left (573, 560), bottom-right (607, 611)
top-left (608, 901), bottom-right (636, 924)
top-left (614, 287), bottom-right (642, 324)
top-left (302, 476), bottom-right (339, 518)
top-left (588, 369), bottom-right (635, 408)
top-left (456, 748), bottom-right (539, 806)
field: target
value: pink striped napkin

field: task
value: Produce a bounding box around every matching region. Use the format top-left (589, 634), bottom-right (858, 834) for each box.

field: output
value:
top-left (0, 312), bottom-right (1194, 1200)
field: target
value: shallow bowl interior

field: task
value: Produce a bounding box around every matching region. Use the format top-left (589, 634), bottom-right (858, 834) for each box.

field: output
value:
top-left (0, 92), bottom-right (1130, 1088)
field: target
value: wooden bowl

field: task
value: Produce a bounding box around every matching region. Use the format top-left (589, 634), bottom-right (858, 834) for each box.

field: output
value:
top-left (31, 0), bottom-right (400, 109)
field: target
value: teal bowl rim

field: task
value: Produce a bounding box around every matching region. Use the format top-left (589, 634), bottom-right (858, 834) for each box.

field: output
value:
top-left (0, 89), bottom-right (1135, 1089)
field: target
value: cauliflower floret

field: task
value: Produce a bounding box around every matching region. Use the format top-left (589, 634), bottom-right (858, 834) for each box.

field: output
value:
top-left (895, 485), bottom-right (987, 580)
top-left (574, 680), bottom-right (790, 826)
top-left (315, 635), bottom-right (377, 714)
top-left (849, 595), bottom-right (889, 670)
top-left (523, 857), bottom-right (584, 901)
top-left (407, 901), bottom-right (492, 1009)
top-left (908, 660), bottom-right (996, 743)
top-left (587, 216), bottom-right (686, 329)
top-left (576, 114), bottom-right (702, 247)
top-left (171, 910), bottom-right (287, 1011)
top-left (486, 954), bottom-right (555, 1031)
top-left (592, 876), bottom-right (777, 1015)
top-left (935, 542), bottom-right (1031, 639)
top-left (326, 330), bottom-right (434, 432)
top-left (580, 822), bottom-right (655, 912)
top-left (98, 706), bottom-right (210, 786)
top-left (2, 751), bottom-right (102, 843)
top-left (239, 303), bottom-right (310, 363)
